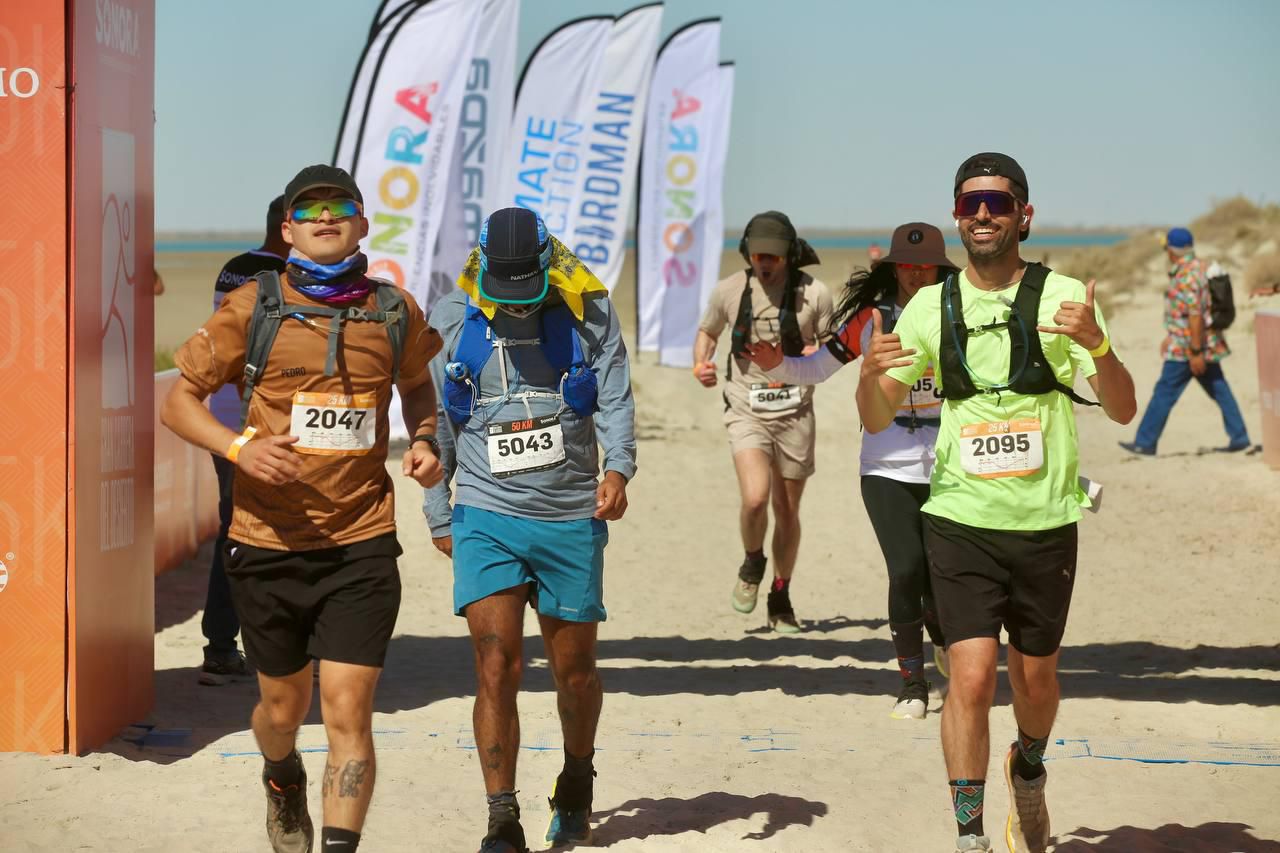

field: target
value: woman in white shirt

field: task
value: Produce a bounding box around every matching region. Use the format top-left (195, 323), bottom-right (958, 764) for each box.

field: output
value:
top-left (745, 222), bottom-right (957, 719)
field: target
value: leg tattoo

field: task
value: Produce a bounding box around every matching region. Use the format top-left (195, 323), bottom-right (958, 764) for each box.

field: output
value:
top-left (337, 759), bottom-right (370, 798)
top-left (321, 761), bottom-right (338, 798)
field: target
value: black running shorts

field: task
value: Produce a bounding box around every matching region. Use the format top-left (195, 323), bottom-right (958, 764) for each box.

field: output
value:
top-left (923, 515), bottom-right (1077, 657)
top-left (224, 532), bottom-right (403, 677)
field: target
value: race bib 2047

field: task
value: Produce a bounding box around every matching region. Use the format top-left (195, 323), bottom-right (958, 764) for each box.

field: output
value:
top-left (959, 418), bottom-right (1044, 479)
top-left (290, 391), bottom-right (377, 456)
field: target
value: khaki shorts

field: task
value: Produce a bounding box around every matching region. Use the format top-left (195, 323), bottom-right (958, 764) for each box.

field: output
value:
top-left (723, 406), bottom-right (816, 480)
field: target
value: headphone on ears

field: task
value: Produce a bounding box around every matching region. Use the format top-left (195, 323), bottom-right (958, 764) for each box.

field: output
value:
top-left (739, 215), bottom-right (800, 267)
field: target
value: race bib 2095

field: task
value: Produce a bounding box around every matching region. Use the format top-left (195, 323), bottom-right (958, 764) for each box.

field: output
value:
top-left (959, 418), bottom-right (1044, 479)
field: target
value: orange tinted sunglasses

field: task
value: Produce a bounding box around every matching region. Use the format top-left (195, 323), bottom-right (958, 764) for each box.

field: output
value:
top-left (897, 263), bottom-right (937, 270)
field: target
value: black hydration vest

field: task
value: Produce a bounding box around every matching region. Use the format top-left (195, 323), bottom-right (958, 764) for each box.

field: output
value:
top-left (937, 263), bottom-right (1097, 406)
top-left (730, 270), bottom-right (805, 361)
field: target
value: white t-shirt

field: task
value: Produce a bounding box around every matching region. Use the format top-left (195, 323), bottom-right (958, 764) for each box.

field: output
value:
top-left (856, 305), bottom-right (938, 483)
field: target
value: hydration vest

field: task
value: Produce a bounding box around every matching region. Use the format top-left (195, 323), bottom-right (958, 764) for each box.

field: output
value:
top-left (730, 271), bottom-right (805, 359)
top-left (240, 270), bottom-right (407, 429)
top-left (937, 263), bottom-right (1096, 406)
top-left (443, 299), bottom-right (598, 425)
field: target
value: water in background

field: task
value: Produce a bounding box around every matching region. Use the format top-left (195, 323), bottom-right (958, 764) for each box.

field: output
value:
top-left (158, 233), bottom-right (1129, 254)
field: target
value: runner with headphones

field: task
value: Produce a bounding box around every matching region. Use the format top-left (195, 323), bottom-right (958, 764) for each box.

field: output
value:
top-left (856, 154), bottom-right (1136, 853)
top-left (743, 222), bottom-right (959, 718)
top-left (694, 211), bottom-right (834, 632)
top-left (162, 164), bottom-right (445, 853)
top-left (424, 207), bottom-right (636, 852)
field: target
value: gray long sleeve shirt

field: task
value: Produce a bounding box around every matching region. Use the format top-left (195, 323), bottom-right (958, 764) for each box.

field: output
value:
top-left (422, 289), bottom-right (636, 533)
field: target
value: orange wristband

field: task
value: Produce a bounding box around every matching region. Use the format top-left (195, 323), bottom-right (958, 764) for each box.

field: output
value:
top-left (226, 426), bottom-right (257, 464)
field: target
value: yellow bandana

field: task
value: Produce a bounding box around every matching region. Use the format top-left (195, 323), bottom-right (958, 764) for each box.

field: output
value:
top-left (457, 233), bottom-right (608, 320)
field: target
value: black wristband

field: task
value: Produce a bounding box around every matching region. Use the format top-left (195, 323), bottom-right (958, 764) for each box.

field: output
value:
top-left (412, 433), bottom-right (441, 457)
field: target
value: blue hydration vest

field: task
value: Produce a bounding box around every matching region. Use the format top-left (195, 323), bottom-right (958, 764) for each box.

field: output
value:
top-left (443, 300), bottom-right (598, 424)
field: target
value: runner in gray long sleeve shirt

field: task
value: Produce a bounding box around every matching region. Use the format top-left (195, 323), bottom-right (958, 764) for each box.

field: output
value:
top-left (427, 208), bottom-right (634, 851)
top-left (422, 287), bottom-right (636, 529)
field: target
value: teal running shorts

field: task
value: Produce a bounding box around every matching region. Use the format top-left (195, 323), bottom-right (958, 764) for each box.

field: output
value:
top-left (451, 504), bottom-right (608, 622)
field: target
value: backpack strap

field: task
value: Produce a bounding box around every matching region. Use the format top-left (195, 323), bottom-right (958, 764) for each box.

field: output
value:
top-left (1011, 265), bottom-right (1098, 406)
top-left (373, 283), bottom-right (408, 384)
top-left (240, 271), bottom-right (288, 429)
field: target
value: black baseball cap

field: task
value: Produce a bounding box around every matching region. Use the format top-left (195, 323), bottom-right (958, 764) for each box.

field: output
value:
top-left (953, 152), bottom-right (1029, 201)
top-left (477, 207), bottom-right (552, 304)
top-left (284, 164), bottom-right (364, 209)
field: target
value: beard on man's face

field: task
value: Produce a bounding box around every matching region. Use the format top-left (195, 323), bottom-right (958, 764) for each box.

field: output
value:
top-left (959, 219), bottom-right (1020, 261)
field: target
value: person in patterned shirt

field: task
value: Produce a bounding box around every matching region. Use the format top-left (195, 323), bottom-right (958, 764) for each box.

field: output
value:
top-left (1121, 227), bottom-right (1251, 455)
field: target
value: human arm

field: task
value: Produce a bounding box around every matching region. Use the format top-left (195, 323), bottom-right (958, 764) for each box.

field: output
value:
top-left (854, 308), bottom-right (914, 433)
top-left (1038, 279), bottom-right (1137, 425)
top-left (421, 357), bottom-right (457, 556)
top-left (396, 294), bottom-right (445, 488)
top-left (693, 329), bottom-right (719, 387)
top-left (590, 298), bottom-right (636, 520)
top-left (160, 375), bottom-right (302, 484)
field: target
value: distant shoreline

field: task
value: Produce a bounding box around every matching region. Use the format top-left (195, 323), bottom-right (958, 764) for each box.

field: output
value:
top-left (158, 231), bottom-right (1132, 254)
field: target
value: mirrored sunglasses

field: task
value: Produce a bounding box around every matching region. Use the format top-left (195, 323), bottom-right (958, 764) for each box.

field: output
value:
top-left (953, 190), bottom-right (1019, 218)
top-left (291, 198), bottom-right (362, 222)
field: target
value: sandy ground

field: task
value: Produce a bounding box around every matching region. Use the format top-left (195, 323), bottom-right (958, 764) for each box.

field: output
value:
top-left (2, 248), bottom-right (1278, 852)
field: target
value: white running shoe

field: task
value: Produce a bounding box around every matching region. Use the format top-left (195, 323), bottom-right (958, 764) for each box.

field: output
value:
top-left (732, 579), bottom-right (760, 613)
top-left (889, 676), bottom-right (928, 719)
top-left (1005, 743), bottom-right (1051, 852)
top-left (955, 834), bottom-right (992, 852)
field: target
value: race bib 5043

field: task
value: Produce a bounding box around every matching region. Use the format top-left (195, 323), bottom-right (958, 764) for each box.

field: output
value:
top-left (959, 418), bottom-right (1043, 479)
top-left (290, 391), bottom-right (377, 456)
top-left (487, 413), bottom-right (566, 478)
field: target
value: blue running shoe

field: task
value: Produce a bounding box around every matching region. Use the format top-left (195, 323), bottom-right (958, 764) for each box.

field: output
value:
top-left (545, 772), bottom-right (594, 846)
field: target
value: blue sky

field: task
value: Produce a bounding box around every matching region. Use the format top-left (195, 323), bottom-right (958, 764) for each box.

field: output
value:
top-left (156, 0), bottom-right (1280, 233)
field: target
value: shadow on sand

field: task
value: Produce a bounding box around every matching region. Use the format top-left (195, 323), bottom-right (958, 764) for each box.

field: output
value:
top-left (1053, 821), bottom-right (1280, 852)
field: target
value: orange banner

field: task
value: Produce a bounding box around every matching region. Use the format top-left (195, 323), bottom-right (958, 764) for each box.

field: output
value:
top-left (0, 3), bottom-right (71, 754)
top-left (67, 0), bottom-right (156, 753)
top-left (153, 370), bottom-right (221, 574)
top-left (1257, 310), bottom-right (1280, 471)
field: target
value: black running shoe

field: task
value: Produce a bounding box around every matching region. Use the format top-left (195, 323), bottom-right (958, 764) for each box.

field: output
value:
top-left (766, 586), bottom-right (801, 634)
top-left (199, 649), bottom-right (252, 686)
top-left (479, 813), bottom-right (529, 853)
top-left (261, 761), bottom-right (312, 853)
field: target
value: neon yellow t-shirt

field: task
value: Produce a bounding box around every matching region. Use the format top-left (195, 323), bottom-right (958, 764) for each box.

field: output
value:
top-left (886, 268), bottom-right (1112, 531)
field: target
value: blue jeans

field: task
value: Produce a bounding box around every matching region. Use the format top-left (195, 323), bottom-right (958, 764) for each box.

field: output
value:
top-left (202, 455), bottom-right (241, 655)
top-left (1133, 360), bottom-right (1250, 450)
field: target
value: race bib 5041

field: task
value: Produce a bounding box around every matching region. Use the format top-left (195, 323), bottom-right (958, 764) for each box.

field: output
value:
top-left (750, 382), bottom-right (802, 413)
top-left (290, 391), bottom-right (377, 456)
top-left (959, 418), bottom-right (1043, 479)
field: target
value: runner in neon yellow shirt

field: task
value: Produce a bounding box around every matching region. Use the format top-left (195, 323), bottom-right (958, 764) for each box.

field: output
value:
top-left (856, 153), bottom-right (1137, 853)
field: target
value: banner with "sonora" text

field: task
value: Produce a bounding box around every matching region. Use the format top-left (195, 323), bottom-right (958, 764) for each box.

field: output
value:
top-left (347, 0), bottom-right (483, 309)
top-left (637, 18), bottom-right (725, 366)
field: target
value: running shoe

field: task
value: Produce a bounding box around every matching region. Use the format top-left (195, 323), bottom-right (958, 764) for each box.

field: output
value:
top-left (198, 649), bottom-right (252, 686)
top-left (1004, 743), bottom-right (1050, 852)
top-left (955, 834), bottom-right (993, 852)
top-left (934, 645), bottom-right (950, 680)
top-left (889, 675), bottom-right (929, 720)
top-left (1117, 441), bottom-right (1155, 456)
top-left (479, 815), bottom-right (529, 853)
top-left (766, 587), bottom-right (801, 633)
top-left (545, 771), bottom-right (594, 846)
top-left (732, 554), bottom-right (767, 613)
top-left (262, 763), bottom-right (313, 853)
